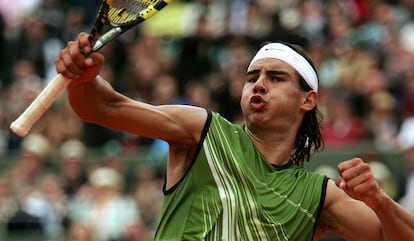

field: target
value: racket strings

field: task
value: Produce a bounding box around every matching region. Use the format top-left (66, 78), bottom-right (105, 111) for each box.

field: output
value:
top-left (108, 0), bottom-right (157, 25)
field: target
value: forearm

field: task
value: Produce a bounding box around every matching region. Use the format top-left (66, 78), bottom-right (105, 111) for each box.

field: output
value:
top-left (67, 75), bottom-right (117, 123)
top-left (373, 192), bottom-right (414, 240)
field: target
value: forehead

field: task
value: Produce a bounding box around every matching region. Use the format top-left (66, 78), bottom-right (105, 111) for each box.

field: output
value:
top-left (247, 58), bottom-right (296, 73)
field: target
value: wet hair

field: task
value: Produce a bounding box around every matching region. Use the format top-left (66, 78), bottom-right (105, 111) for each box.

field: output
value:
top-left (258, 41), bottom-right (324, 165)
top-left (287, 43), bottom-right (324, 165)
top-left (294, 78), bottom-right (324, 165)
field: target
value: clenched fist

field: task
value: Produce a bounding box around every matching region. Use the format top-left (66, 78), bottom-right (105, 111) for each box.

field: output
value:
top-left (336, 158), bottom-right (384, 209)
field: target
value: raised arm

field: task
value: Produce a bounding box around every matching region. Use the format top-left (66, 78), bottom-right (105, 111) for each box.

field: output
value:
top-left (55, 32), bottom-right (207, 155)
top-left (317, 158), bottom-right (414, 241)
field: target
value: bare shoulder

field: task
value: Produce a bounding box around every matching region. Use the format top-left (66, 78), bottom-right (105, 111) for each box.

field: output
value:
top-left (156, 105), bottom-right (208, 142)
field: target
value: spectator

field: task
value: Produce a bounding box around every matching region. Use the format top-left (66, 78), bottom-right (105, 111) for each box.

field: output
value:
top-left (67, 167), bottom-right (141, 241)
top-left (0, 177), bottom-right (18, 238)
top-left (37, 173), bottom-right (68, 238)
top-left (367, 90), bottom-right (400, 151)
top-left (7, 133), bottom-right (51, 189)
top-left (321, 92), bottom-right (368, 148)
top-left (132, 164), bottom-right (163, 240)
top-left (58, 138), bottom-right (88, 198)
top-left (5, 133), bottom-right (51, 235)
top-left (11, 13), bottom-right (63, 81)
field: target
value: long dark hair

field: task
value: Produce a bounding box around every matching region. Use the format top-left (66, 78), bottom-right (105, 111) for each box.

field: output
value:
top-left (293, 79), bottom-right (324, 165)
top-left (284, 43), bottom-right (324, 165)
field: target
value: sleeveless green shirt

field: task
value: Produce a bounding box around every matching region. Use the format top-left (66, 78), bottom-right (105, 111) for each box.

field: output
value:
top-left (154, 111), bottom-right (328, 241)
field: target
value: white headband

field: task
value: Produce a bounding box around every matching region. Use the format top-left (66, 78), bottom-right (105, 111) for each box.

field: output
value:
top-left (248, 43), bottom-right (318, 92)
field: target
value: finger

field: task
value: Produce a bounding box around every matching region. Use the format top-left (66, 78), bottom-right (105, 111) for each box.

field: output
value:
top-left (84, 53), bottom-right (105, 67)
top-left (61, 48), bottom-right (84, 75)
top-left (67, 42), bottom-right (90, 68)
top-left (351, 179), bottom-right (378, 195)
top-left (335, 177), bottom-right (347, 189)
top-left (55, 46), bottom-right (78, 78)
top-left (78, 32), bottom-right (92, 55)
top-left (55, 47), bottom-right (84, 79)
top-left (341, 163), bottom-right (371, 183)
top-left (55, 57), bottom-right (79, 79)
top-left (337, 158), bottom-right (363, 174)
top-left (343, 171), bottom-right (372, 189)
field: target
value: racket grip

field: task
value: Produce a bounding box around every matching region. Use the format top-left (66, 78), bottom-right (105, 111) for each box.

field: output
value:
top-left (10, 74), bottom-right (71, 137)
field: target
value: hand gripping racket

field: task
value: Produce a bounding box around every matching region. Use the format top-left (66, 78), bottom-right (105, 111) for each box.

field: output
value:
top-left (10, 0), bottom-right (173, 137)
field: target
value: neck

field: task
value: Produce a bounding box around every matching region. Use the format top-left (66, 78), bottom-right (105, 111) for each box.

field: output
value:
top-left (244, 125), bottom-right (295, 166)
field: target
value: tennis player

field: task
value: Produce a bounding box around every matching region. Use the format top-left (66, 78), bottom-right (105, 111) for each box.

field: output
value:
top-left (56, 33), bottom-right (414, 240)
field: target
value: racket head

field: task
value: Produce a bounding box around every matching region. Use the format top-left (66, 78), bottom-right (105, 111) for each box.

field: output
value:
top-left (108, 0), bottom-right (172, 28)
top-left (89, 0), bottom-right (113, 42)
top-left (91, 0), bottom-right (173, 51)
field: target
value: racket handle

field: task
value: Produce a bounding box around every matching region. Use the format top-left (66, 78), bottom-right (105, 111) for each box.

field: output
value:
top-left (10, 74), bottom-right (71, 137)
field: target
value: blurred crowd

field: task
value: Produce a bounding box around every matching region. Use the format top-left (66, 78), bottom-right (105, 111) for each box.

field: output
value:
top-left (1, 0), bottom-right (414, 240)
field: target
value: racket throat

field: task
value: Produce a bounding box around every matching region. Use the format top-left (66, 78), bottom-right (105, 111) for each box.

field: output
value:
top-left (92, 26), bottom-right (123, 52)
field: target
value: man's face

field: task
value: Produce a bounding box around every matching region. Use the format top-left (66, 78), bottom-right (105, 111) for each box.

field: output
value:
top-left (240, 58), bottom-right (311, 129)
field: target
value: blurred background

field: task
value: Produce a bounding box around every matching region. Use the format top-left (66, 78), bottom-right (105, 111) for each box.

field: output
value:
top-left (0, 0), bottom-right (414, 240)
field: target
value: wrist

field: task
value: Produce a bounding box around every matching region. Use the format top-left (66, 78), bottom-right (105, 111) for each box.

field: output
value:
top-left (370, 190), bottom-right (393, 212)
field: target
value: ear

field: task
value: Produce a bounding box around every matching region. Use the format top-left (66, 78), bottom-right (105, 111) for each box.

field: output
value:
top-left (301, 90), bottom-right (318, 111)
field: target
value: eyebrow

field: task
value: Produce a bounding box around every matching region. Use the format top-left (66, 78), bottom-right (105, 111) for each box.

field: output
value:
top-left (246, 69), bottom-right (291, 76)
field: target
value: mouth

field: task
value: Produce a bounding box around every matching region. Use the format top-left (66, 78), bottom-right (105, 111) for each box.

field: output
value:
top-left (250, 95), bottom-right (266, 110)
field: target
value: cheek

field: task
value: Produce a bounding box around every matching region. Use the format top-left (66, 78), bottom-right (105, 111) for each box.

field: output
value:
top-left (240, 87), bottom-right (250, 107)
top-left (239, 96), bottom-right (248, 113)
top-left (270, 90), bottom-right (302, 114)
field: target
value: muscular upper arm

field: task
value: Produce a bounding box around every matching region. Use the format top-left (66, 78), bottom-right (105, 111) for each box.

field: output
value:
top-left (104, 100), bottom-right (208, 146)
top-left (68, 76), bottom-right (208, 146)
top-left (69, 76), bottom-right (209, 187)
top-left (316, 180), bottom-right (383, 241)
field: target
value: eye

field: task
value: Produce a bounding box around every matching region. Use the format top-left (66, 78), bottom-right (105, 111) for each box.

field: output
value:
top-left (245, 76), bottom-right (257, 83)
top-left (270, 76), bottom-right (283, 82)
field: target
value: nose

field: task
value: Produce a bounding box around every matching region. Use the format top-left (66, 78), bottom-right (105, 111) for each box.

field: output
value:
top-left (253, 76), bottom-right (267, 94)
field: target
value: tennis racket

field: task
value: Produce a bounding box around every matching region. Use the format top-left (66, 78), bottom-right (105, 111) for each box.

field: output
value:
top-left (10, 0), bottom-right (173, 137)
